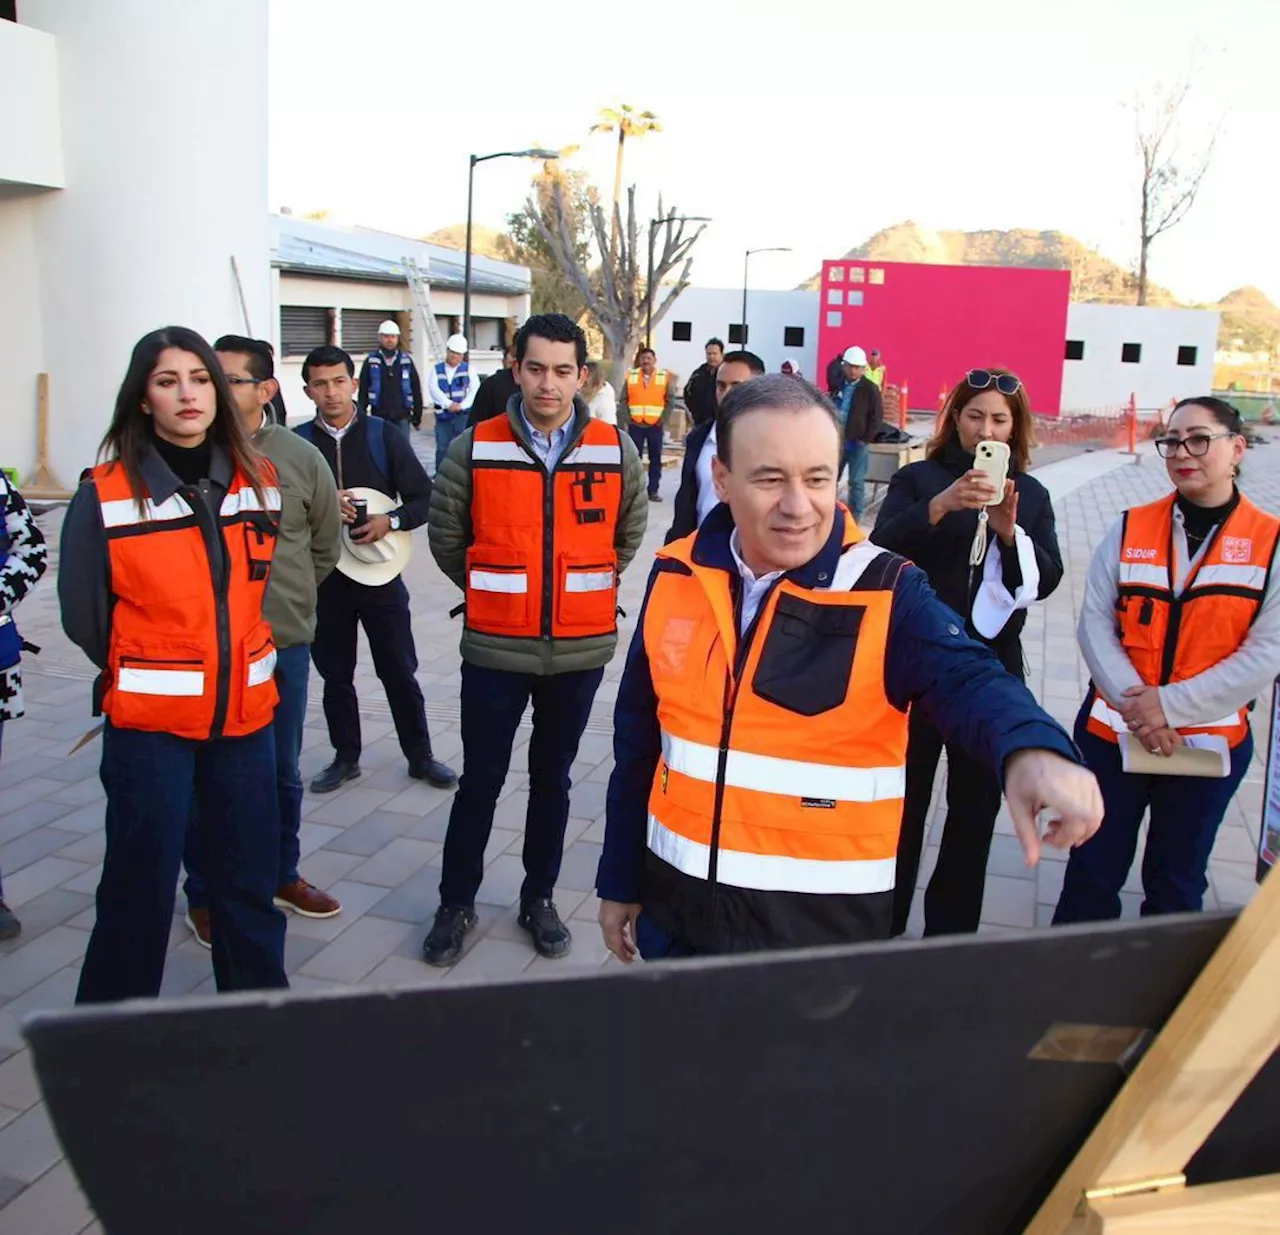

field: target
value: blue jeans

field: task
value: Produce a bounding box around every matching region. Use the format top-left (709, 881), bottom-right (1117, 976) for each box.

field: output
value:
top-left (185, 643), bottom-right (311, 907)
top-left (439, 662), bottom-right (605, 907)
top-left (843, 441), bottom-right (869, 518)
top-left (78, 722), bottom-right (288, 1003)
top-left (434, 411), bottom-right (467, 475)
top-left (630, 424), bottom-right (665, 496)
top-left (1053, 704), bottom-right (1254, 923)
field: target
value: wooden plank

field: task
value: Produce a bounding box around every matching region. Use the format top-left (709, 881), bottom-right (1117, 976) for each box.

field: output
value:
top-left (1084, 1174), bottom-right (1280, 1232)
top-left (1026, 871), bottom-right (1280, 1234)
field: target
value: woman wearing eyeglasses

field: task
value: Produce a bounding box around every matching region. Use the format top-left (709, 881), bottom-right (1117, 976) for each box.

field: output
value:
top-left (873, 368), bottom-right (1063, 936)
top-left (1055, 396), bottom-right (1278, 923)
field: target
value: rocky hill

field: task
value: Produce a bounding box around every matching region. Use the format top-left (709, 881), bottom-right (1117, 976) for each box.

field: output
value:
top-left (1216, 286), bottom-right (1280, 354)
top-left (423, 223), bottom-right (512, 262)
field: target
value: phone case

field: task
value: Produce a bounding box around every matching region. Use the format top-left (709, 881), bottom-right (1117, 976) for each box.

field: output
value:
top-left (974, 441), bottom-right (1010, 506)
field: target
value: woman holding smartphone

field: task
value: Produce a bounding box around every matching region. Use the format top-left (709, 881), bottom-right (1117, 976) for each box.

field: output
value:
top-left (873, 368), bottom-right (1063, 935)
top-left (59, 326), bottom-right (290, 1002)
top-left (1055, 396), bottom-right (1279, 923)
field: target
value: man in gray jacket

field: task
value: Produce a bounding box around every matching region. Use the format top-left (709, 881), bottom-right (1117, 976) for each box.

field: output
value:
top-left (425, 313), bottom-right (647, 964)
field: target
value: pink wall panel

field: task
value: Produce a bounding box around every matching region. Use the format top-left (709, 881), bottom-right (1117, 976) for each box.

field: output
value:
top-left (816, 260), bottom-right (1071, 416)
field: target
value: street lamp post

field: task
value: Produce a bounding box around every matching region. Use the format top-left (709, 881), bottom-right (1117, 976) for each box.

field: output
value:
top-left (741, 246), bottom-right (792, 351)
top-left (646, 215), bottom-right (711, 346)
top-left (464, 148), bottom-right (561, 345)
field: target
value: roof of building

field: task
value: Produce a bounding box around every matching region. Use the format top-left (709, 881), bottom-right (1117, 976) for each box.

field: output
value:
top-left (271, 215), bottom-right (530, 296)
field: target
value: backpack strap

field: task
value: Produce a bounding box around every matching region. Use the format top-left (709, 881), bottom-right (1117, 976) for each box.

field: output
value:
top-left (364, 412), bottom-right (391, 490)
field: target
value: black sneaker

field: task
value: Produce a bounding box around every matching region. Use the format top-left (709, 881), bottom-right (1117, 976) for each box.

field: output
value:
top-left (309, 760), bottom-right (361, 794)
top-left (422, 904), bottom-right (477, 967)
top-left (518, 897), bottom-right (572, 959)
top-left (647, 492), bottom-right (663, 503)
top-left (407, 756), bottom-right (458, 789)
top-left (0, 901), bottom-right (20, 942)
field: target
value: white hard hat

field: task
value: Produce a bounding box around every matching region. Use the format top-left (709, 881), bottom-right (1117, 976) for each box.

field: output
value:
top-left (378, 320), bottom-right (400, 336)
top-left (446, 333), bottom-right (469, 354)
top-left (842, 346), bottom-right (869, 367)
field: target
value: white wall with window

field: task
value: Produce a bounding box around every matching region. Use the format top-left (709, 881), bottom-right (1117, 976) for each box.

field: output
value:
top-left (1060, 304), bottom-right (1220, 412)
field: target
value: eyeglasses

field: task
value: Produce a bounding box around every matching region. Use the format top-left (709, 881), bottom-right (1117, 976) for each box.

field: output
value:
top-left (225, 376), bottom-right (264, 387)
top-left (1154, 432), bottom-right (1235, 458)
top-left (966, 370), bottom-right (1021, 396)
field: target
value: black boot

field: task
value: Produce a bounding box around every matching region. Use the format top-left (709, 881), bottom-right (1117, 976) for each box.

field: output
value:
top-left (309, 759), bottom-right (361, 794)
top-left (408, 755), bottom-right (458, 788)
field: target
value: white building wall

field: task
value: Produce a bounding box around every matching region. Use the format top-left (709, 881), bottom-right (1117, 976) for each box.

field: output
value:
top-left (0, 21), bottom-right (64, 189)
top-left (1061, 304), bottom-right (1220, 413)
top-left (651, 287), bottom-right (819, 384)
top-left (10, 0), bottom-right (270, 486)
top-left (0, 197), bottom-right (47, 476)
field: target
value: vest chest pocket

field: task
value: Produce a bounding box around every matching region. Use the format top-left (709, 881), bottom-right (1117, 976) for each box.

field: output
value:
top-left (242, 513), bottom-right (279, 583)
top-left (466, 546), bottom-right (531, 630)
top-left (751, 594), bottom-right (864, 716)
top-left (556, 553), bottom-right (618, 630)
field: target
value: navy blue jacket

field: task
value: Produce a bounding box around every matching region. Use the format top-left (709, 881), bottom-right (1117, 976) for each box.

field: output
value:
top-left (596, 506), bottom-right (1079, 927)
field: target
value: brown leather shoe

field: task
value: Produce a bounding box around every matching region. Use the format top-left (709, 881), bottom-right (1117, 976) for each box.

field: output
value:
top-left (185, 907), bottom-right (212, 950)
top-left (274, 878), bottom-right (342, 919)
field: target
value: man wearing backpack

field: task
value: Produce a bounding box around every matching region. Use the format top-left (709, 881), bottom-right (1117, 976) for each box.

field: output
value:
top-left (297, 345), bottom-right (458, 794)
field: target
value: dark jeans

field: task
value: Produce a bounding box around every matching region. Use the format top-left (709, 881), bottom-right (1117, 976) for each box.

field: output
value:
top-left (311, 572), bottom-right (433, 765)
top-left (434, 411), bottom-right (467, 474)
top-left (439, 662), bottom-right (604, 907)
top-left (892, 708), bottom-right (1004, 937)
top-left (1054, 705), bottom-right (1254, 923)
top-left (77, 722), bottom-right (288, 1003)
top-left (629, 424), bottom-right (665, 496)
top-left (185, 643), bottom-right (310, 907)
top-left (844, 441), bottom-right (869, 518)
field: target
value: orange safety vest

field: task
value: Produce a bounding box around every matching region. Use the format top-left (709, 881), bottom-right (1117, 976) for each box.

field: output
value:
top-left (1086, 491), bottom-right (1280, 748)
top-left (626, 369), bottom-right (668, 426)
top-left (465, 414), bottom-right (624, 640)
top-left (92, 460), bottom-right (282, 742)
top-left (644, 519), bottom-right (908, 910)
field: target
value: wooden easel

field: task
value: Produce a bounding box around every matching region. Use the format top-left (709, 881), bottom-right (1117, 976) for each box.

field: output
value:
top-left (21, 372), bottom-right (72, 500)
top-left (1027, 865), bottom-right (1280, 1233)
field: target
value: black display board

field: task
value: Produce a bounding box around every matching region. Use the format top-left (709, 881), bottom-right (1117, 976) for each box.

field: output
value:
top-left (24, 913), bottom-right (1274, 1235)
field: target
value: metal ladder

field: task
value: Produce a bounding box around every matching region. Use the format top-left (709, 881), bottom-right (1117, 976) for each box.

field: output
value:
top-left (401, 256), bottom-right (447, 367)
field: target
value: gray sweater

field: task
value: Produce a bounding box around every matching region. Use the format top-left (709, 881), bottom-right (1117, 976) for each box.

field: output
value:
top-left (1078, 508), bottom-right (1280, 728)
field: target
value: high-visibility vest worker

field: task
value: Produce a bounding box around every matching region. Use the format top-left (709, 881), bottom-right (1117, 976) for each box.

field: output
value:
top-left (90, 460), bottom-right (282, 741)
top-left (465, 413), bottom-right (625, 640)
top-left (1086, 491), bottom-right (1280, 750)
top-left (642, 515), bottom-right (908, 947)
top-left (626, 368), bottom-right (669, 426)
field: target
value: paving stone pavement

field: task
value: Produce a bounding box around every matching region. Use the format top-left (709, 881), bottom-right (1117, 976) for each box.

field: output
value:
top-left (0, 430), bottom-right (1274, 1230)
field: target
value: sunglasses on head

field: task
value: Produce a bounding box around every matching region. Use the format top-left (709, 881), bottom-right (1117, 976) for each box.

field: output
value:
top-left (965, 370), bottom-right (1021, 396)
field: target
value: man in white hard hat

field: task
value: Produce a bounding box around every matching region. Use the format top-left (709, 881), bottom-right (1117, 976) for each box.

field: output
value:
top-left (428, 333), bottom-right (480, 475)
top-left (357, 320), bottom-right (424, 440)
top-left (836, 345), bottom-right (883, 520)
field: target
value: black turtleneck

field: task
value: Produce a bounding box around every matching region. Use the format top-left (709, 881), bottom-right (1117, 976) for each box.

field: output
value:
top-left (1178, 488), bottom-right (1238, 558)
top-left (151, 431), bottom-right (212, 487)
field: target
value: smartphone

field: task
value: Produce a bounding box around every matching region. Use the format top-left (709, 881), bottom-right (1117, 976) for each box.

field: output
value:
top-left (349, 498), bottom-right (369, 529)
top-left (973, 440), bottom-right (1010, 506)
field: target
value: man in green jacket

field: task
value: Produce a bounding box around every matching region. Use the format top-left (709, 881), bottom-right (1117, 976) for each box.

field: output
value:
top-left (183, 336), bottom-right (343, 949)
top-left (425, 313), bottom-right (648, 964)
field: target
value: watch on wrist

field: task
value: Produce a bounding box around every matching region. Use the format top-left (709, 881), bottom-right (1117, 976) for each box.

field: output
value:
top-left (388, 513), bottom-right (402, 532)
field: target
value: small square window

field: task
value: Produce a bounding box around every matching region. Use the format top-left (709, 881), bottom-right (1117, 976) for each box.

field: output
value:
top-left (826, 311), bottom-right (843, 328)
top-left (869, 268), bottom-right (885, 285)
top-left (1121, 342), bottom-right (1142, 364)
top-left (847, 290), bottom-right (864, 307)
top-left (728, 323), bottom-right (747, 345)
top-left (827, 288), bottom-right (844, 306)
top-left (670, 320), bottom-right (692, 342)
top-left (784, 326), bottom-right (805, 347)
top-left (1065, 339), bottom-right (1085, 361)
top-left (848, 267), bottom-right (865, 283)
top-left (828, 266), bottom-right (845, 282)
top-left (1177, 345), bottom-right (1198, 366)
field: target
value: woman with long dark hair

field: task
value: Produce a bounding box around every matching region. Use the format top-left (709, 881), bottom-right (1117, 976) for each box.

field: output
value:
top-left (873, 368), bottom-right (1063, 935)
top-left (1056, 396), bottom-right (1280, 922)
top-left (59, 326), bottom-right (289, 1002)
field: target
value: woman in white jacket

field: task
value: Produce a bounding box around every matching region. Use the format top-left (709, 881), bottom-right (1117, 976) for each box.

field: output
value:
top-left (583, 361), bottom-right (617, 424)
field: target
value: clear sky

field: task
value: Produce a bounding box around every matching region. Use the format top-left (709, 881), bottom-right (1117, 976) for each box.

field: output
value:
top-left (268, 0), bottom-right (1279, 306)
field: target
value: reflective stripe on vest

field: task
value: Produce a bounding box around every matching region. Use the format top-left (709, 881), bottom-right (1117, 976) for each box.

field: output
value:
top-left (434, 360), bottom-right (470, 410)
top-left (91, 461), bottom-right (282, 741)
top-left (1086, 492), bottom-right (1280, 748)
top-left (465, 415), bottom-right (624, 640)
top-left (626, 369), bottom-right (668, 426)
top-left (643, 522), bottom-right (908, 898)
top-left (368, 351), bottom-right (414, 410)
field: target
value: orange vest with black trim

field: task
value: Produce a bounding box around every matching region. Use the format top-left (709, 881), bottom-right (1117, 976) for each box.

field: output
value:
top-left (91, 460), bottom-right (282, 742)
top-left (465, 414), bottom-right (624, 640)
top-left (644, 520), bottom-right (908, 918)
top-left (1086, 491), bottom-right (1280, 748)
top-left (626, 369), bottom-right (668, 426)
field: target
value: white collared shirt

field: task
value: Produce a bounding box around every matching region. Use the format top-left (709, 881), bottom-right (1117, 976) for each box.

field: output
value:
top-left (315, 406), bottom-right (357, 442)
top-left (695, 425), bottom-right (720, 527)
top-left (729, 529), bottom-right (785, 633)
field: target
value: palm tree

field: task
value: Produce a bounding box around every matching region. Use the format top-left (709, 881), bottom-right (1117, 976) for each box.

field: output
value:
top-left (590, 105), bottom-right (661, 255)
